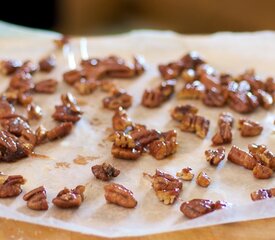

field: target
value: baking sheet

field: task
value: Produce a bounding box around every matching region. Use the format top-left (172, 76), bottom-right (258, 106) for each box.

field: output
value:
top-left (0, 30), bottom-right (274, 238)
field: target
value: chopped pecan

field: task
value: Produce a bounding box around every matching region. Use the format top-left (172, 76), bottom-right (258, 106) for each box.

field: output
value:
top-left (63, 69), bottom-right (82, 85)
top-left (171, 104), bottom-right (198, 122)
top-left (52, 185), bottom-right (85, 209)
top-left (111, 145), bottom-right (141, 160)
top-left (112, 107), bottom-right (133, 131)
top-left (104, 183), bottom-right (137, 208)
top-left (39, 55), bottom-right (56, 72)
top-left (27, 104), bottom-right (42, 120)
top-left (34, 79), bottom-right (58, 94)
top-left (91, 162), bottom-right (120, 181)
top-left (252, 164), bottom-right (273, 179)
top-left (180, 199), bottom-right (230, 219)
top-left (23, 186), bottom-right (48, 211)
top-left (46, 122), bottom-right (73, 141)
top-left (103, 89), bottom-right (132, 110)
top-left (205, 147), bottom-right (225, 166)
top-left (196, 171), bottom-right (211, 187)
top-left (0, 59), bottom-right (22, 75)
top-left (238, 118), bottom-right (263, 137)
top-left (0, 174), bottom-right (25, 198)
top-left (148, 130), bottom-right (178, 160)
top-left (74, 79), bottom-right (97, 95)
top-left (144, 170), bottom-right (182, 205)
top-left (251, 188), bottom-right (275, 201)
top-left (177, 81), bottom-right (205, 99)
top-left (176, 167), bottom-right (194, 181)
top-left (227, 145), bottom-right (257, 170)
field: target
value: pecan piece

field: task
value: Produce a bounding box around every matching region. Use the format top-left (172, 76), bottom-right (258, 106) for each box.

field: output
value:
top-left (202, 88), bottom-right (227, 107)
top-left (9, 71), bottom-right (34, 92)
top-left (27, 104), bottom-right (42, 120)
top-left (171, 104), bottom-right (198, 122)
top-left (0, 100), bottom-right (15, 119)
top-left (46, 122), bottom-right (73, 141)
top-left (63, 69), bottom-right (82, 85)
top-left (196, 171), bottom-right (211, 187)
top-left (148, 130), bottom-right (178, 160)
top-left (251, 188), bottom-right (275, 201)
top-left (104, 183), bottom-right (137, 208)
top-left (23, 186), bottom-right (48, 211)
top-left (0, 59), bottom-right (22, 75)
top-left (227, 145), bottom-right (257, 170)
top-left (52, 185), bottom-right (85, 208)
top-left (34, 79), bottom-right (58, 94)
top-left (103, 89), bottom-right (132, 110)
top-left (177, 81), bottom-right (205, 99)
top-left (205, 147), bottom-right (225, 166)
top-left (238, 118), bottom-right (263, 137)
top-left (112, 107), bottom-right (133, 131)
top-left (111, 145), bottom-right (141, 160)
top-left (144, 170), bottom-right (182, 205)
top-left (180, 199), bottom-right (230, 219)
top-left (39, 55), bottom-right (56, 72)
top-left (0, 174), bottom-right (25, 198)
top-left (255, 89), bottom-right (274, 109)
top-left (176, 167), bottom-right (194, 181)
top-left (212, 113), bottom-right (233, 145)
top-left (91, 162), bottom-right (120, 181)
top-left (228, 91), bottom-right (259, 113)
top-left (252, 164), bottom-right (273, 179)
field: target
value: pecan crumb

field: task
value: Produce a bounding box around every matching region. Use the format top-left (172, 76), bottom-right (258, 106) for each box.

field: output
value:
top-left (205, 147), bottom-right (225, 166)
top-left (0, 174), bottom-right (26, 198)
top-left (176, 167), bottom-right (194, 181)
top-left (104, 183), bottom-right (137, 208)
top-left (196, 171), bottom-right (211, 187)
top-left (52, 185), bottom-right (85, 208)
top-left (23, 186), bottom-right (48, 211)
top-left (91, 162), bottom-right (120, 181)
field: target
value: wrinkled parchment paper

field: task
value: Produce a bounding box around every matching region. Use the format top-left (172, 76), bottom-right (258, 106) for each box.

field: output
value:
top-left (0, 30), bottom-right (274, 238)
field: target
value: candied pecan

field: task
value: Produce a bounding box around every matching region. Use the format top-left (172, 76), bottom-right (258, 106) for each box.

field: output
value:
top-left (212, 113), bottom-right (233, 145)
top-left (180, 199), bottom-right (230, 219)
top-left (251, 188), bottom-right (275, 201)
top-left (158, 62), bottom-right (183, 80)
top-left (23, 186), bottom-right (48, 211)
top-left (148, 130), bottom-right (177, 160)
top-left (228, 91), bottom-right (259, 113)
top-left (265, 77), bottom-right (275, 93)
top-left (0, 174), bottom-right (25, 198)
top-left (112, 107), bottom-right (133, 131)
top-left (0, 100), bottom-right (15, 119)
top-left (133, 56), bottom-right (145, 76)
top-left (52, 185), bottom-right (85, 209)
top-left (91, 162), bottom-right (120, 181)
top-left (1, 116), bottom-right (30, 137)
top-left (105, 64), bottom-right (135, 78)
top-left (218, 112), bottom-right (234, 127)
top-left (144, 170), bottom-right (182, 205)
top-left (181, 69), bottom-right (196, 83)
top-left (111, 145), bottom-right (141, 160)
top-left (34, 79), bottom-right (58, 94)
top-left (181, 51), bottom-right (205, 70)
top-left (252, 164), bottom-right (273, 179)
top-left (39, 55), bottom-right (56, 72)
top-left (19, 60), bottom-right (38, 74)
top-left (227, 145), bottom-right (257, 170)
top-left (46, 122), bottom-right (73, 141)
top-left (111, 132), bottom-right (136, 148)
top-left (255, 89), bottom-right (274, 109)
top-left (63, 69), bottom-right (82, 85)
top-left (171, 104), bottom-right (198, 122)
top-left (238, 118), bottom-right (263, 137)
top-left (176, 167), bottom-right (194, 181)
top-left (9, 72), bottom-right (34, 92)
top-left (130, 125), bottom-right (160, 148)
top-left (27, 104), bottom-right (42, 120)
top-left (205, 147), bottom-right (225, 166)
top-left (177, 81), bottom-right (205, 99)
top-left (103, 89), bottom-right (132, 110)
top-left (239, 69), bottom-right (265, 91)
top-left (196, 171), bottom-right (211, 187)
top-left (53, 35), bottom-right (69, 49)
top-left (35, 126), bottom-right (48, 144)
top-left (0, 59), bottom-right (22, 75)
top-left (202, 88), bottom-right (227, 107)
top-left (74, 79), bottom-right (97, 95)
top-left (104, 183), bottom-right (137, 208)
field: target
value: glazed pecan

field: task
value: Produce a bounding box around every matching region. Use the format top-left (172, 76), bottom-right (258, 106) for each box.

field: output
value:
top-left (205, 147), bottom-right (225, 166)
top-left (34, 79), bottom-right (58, 94)
top-left (228, 91), bottom-right (259, 113)
top-left (74, 79), bottom-right (97, 95)
top-left (0, 59), bottom-right (22, 75)
top-left (265, 77), bottom-right (275, 93)
top-left (104, 183), bottom-right (137, 208)
top-left (63, 69), bottom-right (82, 85)
top-left (255, 89), bottom-right (274, 109)
top-left (130, 125), bottom-right (160, 148)
top-left (202, 88), bottom-right (227, 107)
top-left (46, 122), bottom-right (73, 141)
top-left (35, 126), bottom-right (48, 145)
top-left (0, 100), bottom-right (15, 119)
top-left (52, 185), bottom-right (85, 208)
top-left (27, 104), bottom-right (42, 120)
top-left (238, 118), bottom-right (263, 137)
top-left (0, 174), bottom-right (25, 198)
top-left (181, 69), bottom-right (196, 83)
top-left (218, 112), bottom-right (234, 127)
top-left (177, 81), bottom-right (205, 99)
top-left (103, 89), bottom-right (132, 110)
top-left (39, 55), bottom-right (56, 72)
top-left (91, 162), bottom-right (120, 181)
top-left (180, 199), bottom-right (230, 219)
top-left (112, 107), bottom-right (133, 131)
top-left (148, 130), bottom-right (178, 160)
top-left (111, 132), bottom-right (136, 148)
top-left (212, 113), bottom-right (233, 145)
top-left (252, 164), bottom-right (273, 179)
top-left (251, 188), bottom-right (275, 201)
top-left (227, 145), bottom-right (257, 170)
top-left (9, 71), bottom-right (34, 92)
top-left (111, 145), bottom-right (141, 160)
top-left (144, 170), bottom-right (182, 205)
top-left (196, 171), bottom-right (211, 187)
top-left (176, 167), bottom-right (194, 181)
top-left (19, 60), bottom-right (38, 74)
top-left (23, 186), bottom-right (48, 211)
top-left (171, 104), bottom-right (198, 122)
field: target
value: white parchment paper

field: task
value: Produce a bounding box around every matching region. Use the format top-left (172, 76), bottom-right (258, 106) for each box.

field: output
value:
top-left (0, 30), bottom-right (274, 238)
